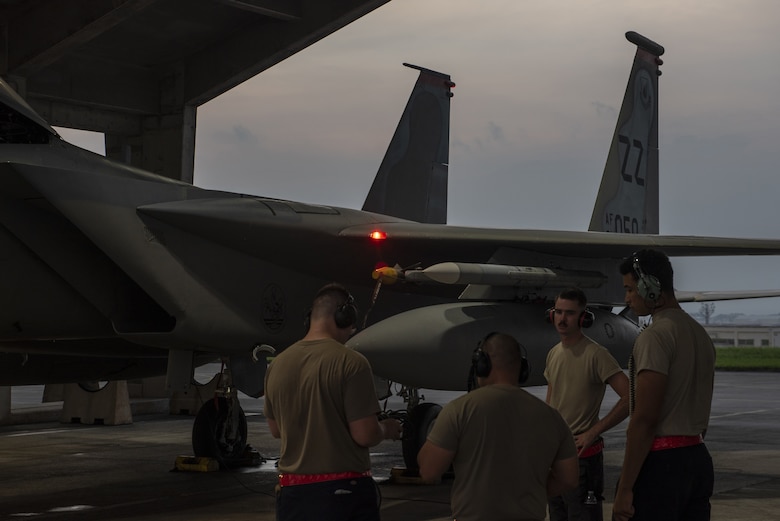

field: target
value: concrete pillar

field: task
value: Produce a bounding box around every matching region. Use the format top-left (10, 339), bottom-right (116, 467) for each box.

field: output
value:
top-left (0, 386), bottom-right (10, 424)
top-left (169, 373), bottom-right (220, 416)
top-left (105, 105), bottom-right (196, 183)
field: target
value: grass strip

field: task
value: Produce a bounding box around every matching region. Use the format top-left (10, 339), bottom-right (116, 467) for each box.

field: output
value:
top-left (715, 347), bottom-right (780, 371)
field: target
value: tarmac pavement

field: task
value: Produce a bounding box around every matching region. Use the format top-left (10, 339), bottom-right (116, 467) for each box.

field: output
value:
top-left (1, 371), bottom-right (778, 520)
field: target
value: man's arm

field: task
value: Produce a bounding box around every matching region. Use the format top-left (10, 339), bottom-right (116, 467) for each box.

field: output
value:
top-left (613, 369), bottom-right (666, 521)
top-left (545, 381), bottom-right (553, 405)
top-left (576, 371), bottom-right (630, 453)
top-left (349, 415), bottom-right (401, 448)
top-left (417, 440), bottom-right (455, 483)
top-left (547, 455), bottom-right (579, 498)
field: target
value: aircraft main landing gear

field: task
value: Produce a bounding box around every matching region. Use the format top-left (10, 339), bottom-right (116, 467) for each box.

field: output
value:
top-left (192, 395), bottom-right (247, 468)
top-left (191, 362), bottom-right (248, 469)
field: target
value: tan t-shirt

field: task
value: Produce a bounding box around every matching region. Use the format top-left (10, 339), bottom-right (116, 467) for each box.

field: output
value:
top-left (631, 308), bottom-right (715, 436)
top-left (544, 336), bottom-right (624, 434)
top-left (264, 338), bottom-right (380, 474)
top-left (427, 384), bottom-right (576, 521)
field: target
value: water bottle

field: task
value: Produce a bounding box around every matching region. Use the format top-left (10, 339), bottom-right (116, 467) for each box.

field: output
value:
top-left (584, 489), bottom-right (599, 519)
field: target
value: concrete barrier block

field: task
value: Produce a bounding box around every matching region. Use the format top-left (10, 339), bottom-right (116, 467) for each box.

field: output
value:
top-left (60, 381), bottom-right (132, 425)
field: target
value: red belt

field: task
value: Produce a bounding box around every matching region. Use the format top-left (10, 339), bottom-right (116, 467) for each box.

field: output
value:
top-left (278, 470), bottom-right (372, 487)
top-left (579, 439), bottom-right (604, 459)
top-left (651, 435), bottom-right (703, 451)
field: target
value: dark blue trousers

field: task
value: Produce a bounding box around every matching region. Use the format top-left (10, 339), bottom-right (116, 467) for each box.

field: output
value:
top-left (276, 476), bottom-right (380, 521)
top-left (549, 451), bottom-right (604, 521)
top-left (630, 443), bottom-right (713, 521)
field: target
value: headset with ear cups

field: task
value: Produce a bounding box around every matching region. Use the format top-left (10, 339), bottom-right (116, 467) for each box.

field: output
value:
top-left (468, 332), bottom-right (529, 391)
top-left (545, 307), bottom-right (595, 328)
top-left (333, 292), bottom-right (358, 329)
top-left (632, 253), bottom-right (661, 302)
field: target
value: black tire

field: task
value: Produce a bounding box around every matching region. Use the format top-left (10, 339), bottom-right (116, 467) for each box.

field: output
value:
top-left (192, 397), bottom-right (248, 468)
top-left (401, 402), bottom-right (442, 470)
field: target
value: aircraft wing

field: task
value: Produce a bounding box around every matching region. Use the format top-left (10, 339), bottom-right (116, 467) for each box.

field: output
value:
top-left (340, 222), bottom-right (780, 258)
top-left (675, 290), bottom-right (780, 303)
top-left (337, 222), bottom-right (780, 306)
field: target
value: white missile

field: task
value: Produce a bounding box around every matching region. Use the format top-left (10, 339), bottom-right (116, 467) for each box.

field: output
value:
top-left (403, 262), bottom-right (607, 288)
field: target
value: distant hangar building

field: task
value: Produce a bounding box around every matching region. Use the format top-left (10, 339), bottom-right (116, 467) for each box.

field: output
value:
top-left (704, 323), bottom-right (780, 348)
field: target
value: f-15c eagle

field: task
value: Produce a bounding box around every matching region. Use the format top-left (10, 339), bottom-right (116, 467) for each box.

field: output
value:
top-left (2, 33), bottom-right (779, 466)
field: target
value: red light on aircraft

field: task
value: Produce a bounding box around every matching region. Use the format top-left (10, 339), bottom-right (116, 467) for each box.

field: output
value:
top-left (369, 230), bottom-right (387, 241)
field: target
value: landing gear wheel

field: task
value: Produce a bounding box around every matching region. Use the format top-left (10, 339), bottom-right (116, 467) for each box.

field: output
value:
top-left (192, 397), bottom-right (248, 469)
top-left (401, 402), bottom-right (442, 471)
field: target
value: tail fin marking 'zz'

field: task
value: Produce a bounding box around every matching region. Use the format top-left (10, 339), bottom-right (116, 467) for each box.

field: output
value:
top-left (589, 31), bottom-right (665, 235)
top-left (362, 63), bottom-right (454, 224)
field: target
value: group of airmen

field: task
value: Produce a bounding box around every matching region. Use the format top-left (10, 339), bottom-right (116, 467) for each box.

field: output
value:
top-left (263, 248), bottom-right (716, 521)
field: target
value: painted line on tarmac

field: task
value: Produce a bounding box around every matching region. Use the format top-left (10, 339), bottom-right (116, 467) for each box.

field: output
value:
top-left (711, 407), bottom-right (780, 420)
top-left (4, 429), bottom-right (70, 438)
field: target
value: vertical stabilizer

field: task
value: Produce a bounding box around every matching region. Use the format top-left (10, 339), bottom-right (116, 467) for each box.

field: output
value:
top-left (362, 63), bottom-right (454, 224)
top-left (589, 32), bottom-right (664, 234)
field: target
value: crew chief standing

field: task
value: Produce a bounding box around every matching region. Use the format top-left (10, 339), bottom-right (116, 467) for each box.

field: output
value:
top-left (418, 332), bottom-right (579, 521)
top-left (613, 249), bottom-right (715, 521)
top-left (544, 287), bottom-right (629, 521)
top-left (264, 283), bottom-right (402, 521)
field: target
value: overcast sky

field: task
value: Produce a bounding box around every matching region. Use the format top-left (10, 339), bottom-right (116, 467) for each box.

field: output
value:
top-left (59, 0), bottom-right (780, 318)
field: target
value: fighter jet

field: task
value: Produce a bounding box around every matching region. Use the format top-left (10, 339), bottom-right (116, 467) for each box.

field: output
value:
top-left (0, 61), bottom-right (456, 464)
top-left (2, 32), bottom-right (779, 467)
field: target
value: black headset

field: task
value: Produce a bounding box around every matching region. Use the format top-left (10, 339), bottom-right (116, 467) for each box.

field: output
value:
top-left (333, 292), bottom-right (358, 329)
top-left (545, 307), bottom-right (595, 328)
top-left (632, 253), bottom-right (661, 301)
top-left (468, 332), bottom-right (529, 391)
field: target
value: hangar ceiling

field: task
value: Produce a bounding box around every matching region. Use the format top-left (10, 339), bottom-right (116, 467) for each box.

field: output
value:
top-left (0, 0), bottom-right (390, 181)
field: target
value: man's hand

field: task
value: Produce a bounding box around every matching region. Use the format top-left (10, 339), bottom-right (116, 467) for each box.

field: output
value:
top-left (380, 418), bottom-right (403, 441)
top-left (612, 488), bottom-right (635, 521)
top-left (575, 430), bottom-right (598, 456)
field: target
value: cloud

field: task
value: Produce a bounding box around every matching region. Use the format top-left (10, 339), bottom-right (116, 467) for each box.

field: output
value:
top-left (487, 121), bottom-right (505, 143)
top-left (591, 101), bottom-right (617, 120)
top-left (229, 124), bottom-right (258, 145)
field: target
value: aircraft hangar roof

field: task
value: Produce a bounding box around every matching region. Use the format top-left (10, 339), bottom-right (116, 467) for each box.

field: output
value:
top-left (0, 0), bottom-right (389, 132)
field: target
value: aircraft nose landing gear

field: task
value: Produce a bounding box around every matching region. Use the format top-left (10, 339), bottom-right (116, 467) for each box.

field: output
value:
top-left (402, 401), bottom-right (442, 471)
top-left (387, 386), bottom-right (443, 472)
